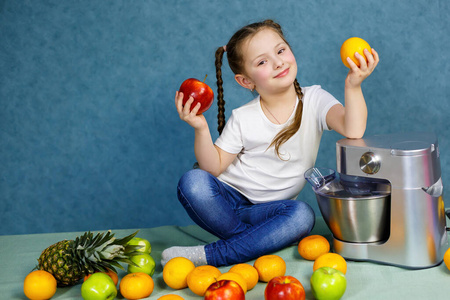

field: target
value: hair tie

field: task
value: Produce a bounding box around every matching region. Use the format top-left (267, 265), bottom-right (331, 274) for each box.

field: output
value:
top-left (223, 45), bottom-right (227, 52)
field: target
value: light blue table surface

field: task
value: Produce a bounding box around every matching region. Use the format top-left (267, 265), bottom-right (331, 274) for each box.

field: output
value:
top-left (2, 217), bottom-right (450, 299)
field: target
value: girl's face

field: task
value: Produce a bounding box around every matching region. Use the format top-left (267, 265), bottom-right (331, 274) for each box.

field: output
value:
top-left (236, 28), bottom-right (297, 96)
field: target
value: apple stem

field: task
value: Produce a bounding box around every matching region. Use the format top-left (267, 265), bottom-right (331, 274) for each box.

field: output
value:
top-left (203, 74), bottom-right (208, 83)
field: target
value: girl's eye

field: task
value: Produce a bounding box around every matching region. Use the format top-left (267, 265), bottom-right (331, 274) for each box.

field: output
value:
top-left (257, 60), bottom-right (267, 66)
top-left (278, 48), bottom-right (285, 54)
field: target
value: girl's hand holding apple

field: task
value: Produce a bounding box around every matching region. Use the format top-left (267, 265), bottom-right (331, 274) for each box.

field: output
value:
top-left (175, 91), bottom-right (208, 130)
top-left (178, 77), bottom-right (214, 115)
top-left (175, 76), bottom-right (214, 129)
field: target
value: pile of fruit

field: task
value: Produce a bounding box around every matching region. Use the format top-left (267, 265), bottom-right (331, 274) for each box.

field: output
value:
top-left (23, 230), bottom-right (157, 300)
top-left (160, 235), bottom-right (347, 300)
top-left (23, 230), bottom-right (450, 300)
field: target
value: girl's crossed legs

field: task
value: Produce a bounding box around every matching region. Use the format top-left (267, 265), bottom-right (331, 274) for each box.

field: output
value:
top-left (173, 169), bottom-right (315, 267)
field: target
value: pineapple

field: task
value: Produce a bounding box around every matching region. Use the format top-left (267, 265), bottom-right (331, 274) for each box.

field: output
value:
top-left (37, 230), bottom-right (142, 286)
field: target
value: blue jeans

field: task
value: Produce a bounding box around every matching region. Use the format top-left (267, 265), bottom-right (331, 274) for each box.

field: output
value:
top-left (177, 169), bottom-right (315, 267)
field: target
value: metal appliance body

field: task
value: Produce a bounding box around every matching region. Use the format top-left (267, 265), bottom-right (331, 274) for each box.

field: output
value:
top-left (333, 132), bottom-right (448, 269)
top-left (315, 185), bottom-right (391, 243)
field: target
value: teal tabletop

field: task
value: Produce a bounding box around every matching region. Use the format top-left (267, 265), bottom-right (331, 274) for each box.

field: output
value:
top-left (2, 217), bottom-right (450, 300)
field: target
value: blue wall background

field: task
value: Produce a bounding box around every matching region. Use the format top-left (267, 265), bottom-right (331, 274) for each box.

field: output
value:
top-left (1, 0), bottom-right (449, 235)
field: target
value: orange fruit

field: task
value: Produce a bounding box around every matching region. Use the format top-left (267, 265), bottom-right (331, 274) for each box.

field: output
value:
top-left (84, 269), bottom-right (119, 286)
top-left (298, 235), bottom-right (330, 261)
top-left (444, 247), bottom-right (450, 271)
top-left (253, 255), bottom-right (286, 282)
top-left (228, 263), bottom-right (259, 290)
top-left (163, 257), bottom-right (196, 290)
top-left (340, 37), bottom-right (371, 68)
top-left (217, 272), bottom-right (248, 294)
top-left (158, 295), bottom-right (185, 300)
top-left (186, 265), bottom-right (222, 296)
top-left (23, 270), bottom-right (57, 300)
top-left (313, 253), bottom-right (347, 274)
top-left (119, 272), bottom-right (154, 300)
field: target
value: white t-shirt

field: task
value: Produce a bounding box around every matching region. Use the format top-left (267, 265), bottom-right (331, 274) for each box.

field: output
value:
top-left (215, 85), bottom-right (341, 204)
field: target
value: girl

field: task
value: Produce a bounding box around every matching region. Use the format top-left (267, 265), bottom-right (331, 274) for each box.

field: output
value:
top-left (163, 20), bottom-right (379, 267)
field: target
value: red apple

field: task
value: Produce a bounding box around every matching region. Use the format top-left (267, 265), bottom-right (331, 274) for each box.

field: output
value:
top-left (179, 76), bottom-right (214, 115)
top-left (204, 279), bottom-right (245, 300)
top-left (265, 276), bottom-right (305, 300)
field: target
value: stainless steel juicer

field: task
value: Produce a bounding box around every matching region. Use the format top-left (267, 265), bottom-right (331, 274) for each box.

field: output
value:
top-left (306, 132), bottom-right (448, 269)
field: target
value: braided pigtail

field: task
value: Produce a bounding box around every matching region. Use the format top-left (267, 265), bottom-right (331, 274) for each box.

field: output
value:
top-left (215, 46), bottom-right (226, 135)
top-left (293, 78), bottom-right (304, 127)
top-left (268, 78), bottom-right (304, 159)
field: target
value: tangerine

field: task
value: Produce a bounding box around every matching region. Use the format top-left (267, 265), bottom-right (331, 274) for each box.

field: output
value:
top-left (444, 247), bottom-right (450, 271)
top-left (186, 265), bottom-right (222, 296)
top-left (340, 37), bottom-right (372, 68)
top-left (23, 270), bottom-right (57, 300)
top-left (217, 272), bottom-right (248, 294)
top-left (158, 295), bottom-right (185, 300)
top-left (298, 235), bottom-right (330, 261)
top-left (163, 257), bottom-right (196, 290)
top-left (228, 263), bottom-right (259, 290)
top-left (119, 272), bottom-right (154, 300)
top-left (253, 255), bottom-right (286, 282)
top-left (313, 253), bottom-right (347, 274)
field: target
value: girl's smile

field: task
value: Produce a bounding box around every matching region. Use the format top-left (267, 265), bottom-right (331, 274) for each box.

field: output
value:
top-left (274, 67), bottom-right (290, 78)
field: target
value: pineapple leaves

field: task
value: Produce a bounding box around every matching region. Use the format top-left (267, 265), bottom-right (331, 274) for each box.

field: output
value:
top-left (114, 230), bottom-right (139, 245)
top-left (103, 260), bottom-right (125, 271)
top-left (111, 257), bottom-right (140, 267)
top-left (76, 230), bottom-right (142, 271)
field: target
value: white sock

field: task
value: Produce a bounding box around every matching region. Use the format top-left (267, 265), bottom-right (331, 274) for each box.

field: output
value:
top-left (161, 245), bottom-right (207, 267)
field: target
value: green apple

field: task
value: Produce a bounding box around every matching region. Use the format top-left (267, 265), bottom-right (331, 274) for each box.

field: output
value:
top-left (310, 267), bottom-right (346, 300)
top-left (128, 237), bottom-right (151, 253)
top-left (81, 272), bottom-right (117, 300)
top-left (127, 253), bottom-right (155, 276)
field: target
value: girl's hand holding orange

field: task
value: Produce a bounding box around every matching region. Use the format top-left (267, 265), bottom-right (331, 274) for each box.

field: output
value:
top-left (345, 48), bottom-right (379, 88)
top-left (340, 37), bottom-right (379, 88)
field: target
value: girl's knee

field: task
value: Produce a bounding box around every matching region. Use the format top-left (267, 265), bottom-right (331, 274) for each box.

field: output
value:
top-left (178, 169), bottom-right (209, 194)
top-left (177, 169), bottom-right (216, 206)
top-left (178, 168), bottom-right (204, 186)
top-left (291, 201), bottom-right (316, 235)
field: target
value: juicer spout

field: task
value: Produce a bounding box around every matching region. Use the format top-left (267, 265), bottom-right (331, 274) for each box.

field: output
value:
top-left (304, 167), bottom-right (336, 191)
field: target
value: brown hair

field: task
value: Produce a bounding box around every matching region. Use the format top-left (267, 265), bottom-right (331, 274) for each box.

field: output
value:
top-left (215, 20), bottom-right (304, 159)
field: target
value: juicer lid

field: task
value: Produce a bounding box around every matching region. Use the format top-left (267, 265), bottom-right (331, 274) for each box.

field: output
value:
top-left (336, 132), bottom-right (438, 156)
